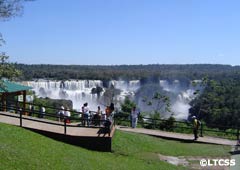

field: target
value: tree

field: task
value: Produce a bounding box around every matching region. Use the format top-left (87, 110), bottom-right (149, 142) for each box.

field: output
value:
top-left (0, 55), bottom-right (21, 79)
top-left (142, 91), bottom-right (171, 118)
top-left (121, 97), bottom-right (136, 114)
top-left (0, 0), bottom-right (31, 84)
top-left (190, 78), bottom-right (240, 128)
top-left (0, 0), bottom-right (30, 21)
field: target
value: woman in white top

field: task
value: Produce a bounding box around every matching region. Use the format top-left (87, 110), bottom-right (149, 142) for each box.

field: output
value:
top-left (83, 103), bottom-right (90, 126)
top-left (131, 106), bottom-right (139, 128)
top-left (64, 107), bottom-right (71, 123)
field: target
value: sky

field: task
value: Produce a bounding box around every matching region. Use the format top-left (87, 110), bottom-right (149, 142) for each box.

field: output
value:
top-left (1, 0), bottom-right (240, 65)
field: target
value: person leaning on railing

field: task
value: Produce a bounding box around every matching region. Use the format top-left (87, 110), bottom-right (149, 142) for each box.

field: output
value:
top-left (103, 103), bottom-right (115, 136)
top-left (64, 107), bottom-right (71, 123)
top-left (38, 105), bottom-right (45, 118)
top-left (92, 106), bottom-right (101, 126)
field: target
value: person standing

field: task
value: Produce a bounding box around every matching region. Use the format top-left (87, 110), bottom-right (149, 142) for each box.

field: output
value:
top-left (64, 107), bottom-right (71, 123)
top-left (93, 106), bottom-right (101, 126)
top-left (29, 104), bottom-right (34, 116)
top-left (192, 116), bottom-right (200, 140)
top-left (59, 105), bottom-right (65, 122)
top-left (83, 103), bottom-right (90, 126)
top-left (131, 106), bottom-right (139, 128)
top-left (39, 105), bottom-right (45, 118)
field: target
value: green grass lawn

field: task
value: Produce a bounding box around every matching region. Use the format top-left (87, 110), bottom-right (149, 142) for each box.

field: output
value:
top-left (113, 130), bottom-right (231, 157)
top-left (0, 123), bottom-right (231, 170)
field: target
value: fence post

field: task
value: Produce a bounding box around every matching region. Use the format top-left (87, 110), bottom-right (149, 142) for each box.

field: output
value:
top-left (20, 109), bottom-right (22, 127)
top-left (237, 128), bottom-right (239, 140)
top-left (200, 123), bottom-right (203, 137)
top-left (64, 118), bottom-right (67, 135)
top-left (112, 115), bottom-right (115, 126)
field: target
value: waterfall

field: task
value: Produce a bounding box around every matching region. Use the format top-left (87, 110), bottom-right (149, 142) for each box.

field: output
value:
top-left (159, 80), bottom-right (197, 119)
top-left (24, 80), bottom-right (140, 111)
top-left (171, 89), bottom-right (196, 119)
top-left (22, 79), bottom-right (198, 120)
top-left (109, 80), bottom-right (140, 101)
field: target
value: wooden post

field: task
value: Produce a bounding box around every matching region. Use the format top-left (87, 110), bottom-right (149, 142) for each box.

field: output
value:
top-left (3, 93), bottom-right (7, 111)
top-left (237, 128), bottom-right (239, 140)
top-left (20, 108), bottom-right (22, 127)
top-left (200, 123), bottom-right (203, 137)
top-left (0, 94), bottom-right (3, 111)
top-left (23, 90), bottom-right (26, 115)
top-left (64, 118), bottom-right (67, 135)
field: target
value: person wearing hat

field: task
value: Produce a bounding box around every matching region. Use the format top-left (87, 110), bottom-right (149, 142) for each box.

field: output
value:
top-left (192, 116), bottom-right (200, 140)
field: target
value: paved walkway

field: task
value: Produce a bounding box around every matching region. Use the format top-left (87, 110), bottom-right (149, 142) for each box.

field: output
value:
top-left (116, 126), bottom-right (237, 146)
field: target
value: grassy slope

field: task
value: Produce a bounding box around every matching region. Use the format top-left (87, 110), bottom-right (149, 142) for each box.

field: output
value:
top-left (0, 123), bottom-right (230, 170)
top-left (113, 130), bottom-right (231, 157)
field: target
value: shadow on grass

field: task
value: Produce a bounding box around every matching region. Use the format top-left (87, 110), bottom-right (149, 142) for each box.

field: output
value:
top-left (23, 127), bottom-right (112, 152)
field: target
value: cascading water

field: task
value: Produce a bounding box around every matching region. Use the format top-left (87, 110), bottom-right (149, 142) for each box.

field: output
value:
top-left (24, 80), bottom-right (140, 111)
top-left (23, 79), bottom-right (198, 119)
top-left (171, 89), bottom-right (196, 119)
top-left (159, 80), bottom-right (198, 119)
top-left (109, 80), bottom-right (140, 101)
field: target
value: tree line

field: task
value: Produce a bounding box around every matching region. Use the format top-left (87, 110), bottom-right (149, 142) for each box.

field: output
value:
top-left (15, 64), bottom-right (240, 83)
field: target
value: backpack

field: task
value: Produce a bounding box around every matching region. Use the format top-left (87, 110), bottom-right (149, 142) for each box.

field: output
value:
top-left (193, 119), bottom-right (201, 129)
top-left (197, 120), bottom-right (201, 128)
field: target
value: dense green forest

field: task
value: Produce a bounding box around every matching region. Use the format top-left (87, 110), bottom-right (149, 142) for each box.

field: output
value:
top-left (189, 78), bottom-right (240, 128)
top-left (15, 64), bottom-right (240, 128)
top-left (15, 64), bottom-right (240, 82)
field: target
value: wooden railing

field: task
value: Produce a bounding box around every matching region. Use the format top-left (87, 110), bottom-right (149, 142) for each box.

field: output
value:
top-left (114, 113), bottom-right (240, 140)
top-left (0, 100), bottom-right (114, 136)
top-left (1, 99), bottom-right (238, 140)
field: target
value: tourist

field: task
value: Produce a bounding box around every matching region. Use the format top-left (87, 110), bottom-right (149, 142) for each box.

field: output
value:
top-left (131, 106), bottom-right (139, 128)
top-left (64, 107), bottom-right (71, 123)
top-left (83, 103), bottom-right (90, 126)
top-left (103, 117), bottom-right (111, 136)
top-left (39, 105), bottom-right (45, 118)
top-left (58, 105), bottom-right (65, 122)
top-left (29, 104), bottom-right (34, 116)
top-left (105, 103), bottom-right (114, 118)
top-left (192, 116), bottom-right (201, 140)
top-left (93, 106), bottom-right (101, 126)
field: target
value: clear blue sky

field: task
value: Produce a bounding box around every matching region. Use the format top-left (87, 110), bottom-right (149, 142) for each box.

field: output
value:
top-left (1, 0), bottom-right (240, 65)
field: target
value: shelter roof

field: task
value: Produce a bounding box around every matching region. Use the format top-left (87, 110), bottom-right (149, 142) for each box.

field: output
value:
top-left (0, 80), bottom-right (32, 93)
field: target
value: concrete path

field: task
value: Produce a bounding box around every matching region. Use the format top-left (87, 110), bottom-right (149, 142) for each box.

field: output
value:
top-left (116, 126), bottom-right (237, 146)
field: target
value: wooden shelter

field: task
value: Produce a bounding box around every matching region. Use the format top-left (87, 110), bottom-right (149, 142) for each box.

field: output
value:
top-left (0, 80), bottom-right (32, 113)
